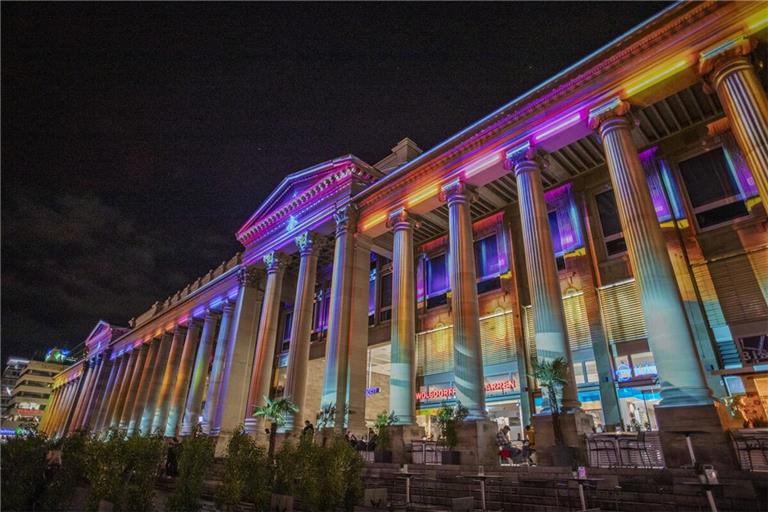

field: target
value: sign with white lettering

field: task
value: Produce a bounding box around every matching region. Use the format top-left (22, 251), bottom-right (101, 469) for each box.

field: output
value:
top-left (415, 378), bottom-right (518, 400)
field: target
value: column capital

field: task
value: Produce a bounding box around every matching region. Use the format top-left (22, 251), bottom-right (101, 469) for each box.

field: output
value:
top-left (237, 265), bottom-right (262, 289)
top-left (333, 203), bottom-right (359, 236)
top-left (221, 299), bottom-right (235, 314)
top-left (263, 251), bottom-right (289, 274)
top-left (386, 208), bottom-right (421, 231)
top-left (587, 99), bottom-right (633, 131)
top-left (505, 146), bottom-right (549, 177)
top-left (294, 231), bottom-right (323, 257)
top-left (439, 178), bottom-right (477, 205)
top-left (698, 36), bottom-right (757, 79)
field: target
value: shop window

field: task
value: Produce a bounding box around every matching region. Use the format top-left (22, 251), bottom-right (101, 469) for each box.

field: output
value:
top-left (281, 311), bottom-right (293, 351)
top-left (474, 235), bottom-right (500, 279)
top-left (738, 334), bottom-right (768, 365)
top-left (574, 363), bottom-right (586, 385)
top-left (595, 190), bottom-right (626, 256)
top-left (630, 352), bottom-right (656, 378)
top-left (584, 360), bottom-right (598, 383)
top-left (678, 147), bottom-right (749, 229)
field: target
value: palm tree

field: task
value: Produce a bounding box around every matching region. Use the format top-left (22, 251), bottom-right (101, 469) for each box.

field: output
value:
top-left (253, 396), bottom-right (298, 460)
top-left (533, 357), bottom-right (569, 447)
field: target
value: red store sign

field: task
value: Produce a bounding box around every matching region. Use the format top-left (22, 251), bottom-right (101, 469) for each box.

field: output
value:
top-left (416, 379), bottom-right (518, 400)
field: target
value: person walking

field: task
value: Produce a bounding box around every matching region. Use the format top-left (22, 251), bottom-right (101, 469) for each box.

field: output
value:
top-left (496, 425), bottom-right (513, 464)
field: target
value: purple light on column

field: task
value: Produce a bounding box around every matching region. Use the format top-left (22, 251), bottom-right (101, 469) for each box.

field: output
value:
top-left (639, 147), bottom-right (673, 222)
top-left (722, 134), bottom-right (760, 199)
top-left (415, 257), bottom-right (425, 301)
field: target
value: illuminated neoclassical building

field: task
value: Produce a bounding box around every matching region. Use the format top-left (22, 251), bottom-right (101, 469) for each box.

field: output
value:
top-left (41, 2), bottom-right (768, 466)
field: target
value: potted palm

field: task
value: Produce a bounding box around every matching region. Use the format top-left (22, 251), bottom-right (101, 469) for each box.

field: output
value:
top-left (252, 396), bottom-right (298, 461)
top-left (373, 411), bottom-right (398, 463)
top-left (533, 357), bottom-right (572, 466)
top-left (436, 401), bottom-right (468, 465)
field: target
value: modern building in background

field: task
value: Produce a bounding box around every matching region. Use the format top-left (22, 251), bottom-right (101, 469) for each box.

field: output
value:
top-left (40, 2), bottom-right (768, 466)
top-left (3, 353), bottom-right (70, 434)
top-left (1, 357), bottom-right (30, 422)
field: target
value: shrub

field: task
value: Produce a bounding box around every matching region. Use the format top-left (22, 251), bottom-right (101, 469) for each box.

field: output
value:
top-left (0, 432), bottom-right (49, 511)
top-left (436, 401), bottom-right (468, 451)
top-left (167, 427), bottom-right (216, 512)
top-left (41, 430), bottom-right (92, 511)
top-left (85, 429), bottom-right (164, 512)
top-left (216, 427), bottom-right (272, 511)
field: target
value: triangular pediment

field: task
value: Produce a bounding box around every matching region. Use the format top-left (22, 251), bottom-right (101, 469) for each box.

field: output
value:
top-left (236, 155), bottom-right (379, 247)
top-left (84, 320), bottom-right (128, 352)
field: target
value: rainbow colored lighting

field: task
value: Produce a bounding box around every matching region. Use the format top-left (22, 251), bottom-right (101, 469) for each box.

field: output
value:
top-left (505, 140), bottom-right (531, 160)
top-left (747, 11), bottom-right (768, 33)
top-left (533, 112), bottom-right (583, 143)
top-left (588, 97), bottom-right (621, 120)
top-left (624, 59), bottom-right (688, 96)
top-left (406, 184), bottom-right (439, 207)
top-left (463, 152), bottom-right (502, 178)
top-left (361, 212), bottom-right (386, 231)
top-left (700, 35), bottom-right (748, 61)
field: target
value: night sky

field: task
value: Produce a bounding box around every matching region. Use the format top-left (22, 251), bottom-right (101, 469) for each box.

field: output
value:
top-left (2, 2), bottom-right (669, 360)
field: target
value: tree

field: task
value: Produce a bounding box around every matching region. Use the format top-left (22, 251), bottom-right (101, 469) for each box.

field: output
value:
top-left (533, 357), bottom-right (569, 446)
top-left (253, 396), bottom-right (298, 461)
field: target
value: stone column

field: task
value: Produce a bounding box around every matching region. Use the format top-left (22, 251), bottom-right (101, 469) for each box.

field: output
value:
top-left (151, 325), bottom-right (188, 434)
top-left (182, 310), bottom-right (220, 435)
top-left (387, 209), bottom-right (418, 425)
top-left (321, 204), bottom-right (358, 429)
top-left (140, 331), bottom-right (173, 435)
top-left (216, 267), bottom-right (264, 450)
top-left (82, 354), bottom-right (111, 430)
top-left (77, 354), bottom-right (107, 430)
top-left (127, 338), bottom-right (160, 435)
top-left (283, 232), bottom-right (321, 432)
top-left (701, 40), bottom-right (768, 208)
top-left (440, 180), bottom-right (487, 420)
top-left (202, 301), bottom-right (235, 435)
top-left (346, 234), bottom-right (372, 435)
top-left (40, 386), bottom-right (62, 435)
top-left (93, 355), bottom-right (121, 433)
top-left (593, 107), bottom-right (713, 406)
top-left (54, 383), bottom-right (76, 439)
top-left (119, 343), bottom-right (149, 430)
top-left (109, 349), bottom-right (138, 430)
top-left (509, 151), bottom-right (580, 409)
top-left (592, 106), bottom-right (729, 466)
top-left (165, 319), bottom-right (203, 437)
top-left (67, 362), bottom-right (94, 432)
top-left (243, 252), bottom-right (288, 434)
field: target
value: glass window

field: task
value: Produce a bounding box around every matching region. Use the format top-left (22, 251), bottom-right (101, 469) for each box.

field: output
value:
top-left (474, 235), bottom-right (500, 278)
top-left (595, 189), bottom-right (626, 256)
top-left (426, 254), bottom-right (449, 296)
top-left (584, 360), bottom-right (598, 383)
top-left (548, 211), bottom-right (563, 255)
top-left (574, 362), bottom-right (585, 385)
top-left (630, 352), bottom-right (656, 378)
top-left (678, 147), bottom-right (749, 228)
top-left (368, 269), bottom-right (376, 317)
top-left (282, 312), bottom-right (293, 341)
top-left (379, 272), bottom-right (392, 310)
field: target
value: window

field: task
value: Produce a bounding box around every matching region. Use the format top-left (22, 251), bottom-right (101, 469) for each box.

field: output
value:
top-left (368, 269), bottom-right (377, 325)
top-left (379, 271), bottom-right (392, 322)
top-left (549, 211), bottom-right (563, 255)
top-left (630, 352), bottom-right (656, 378)
top-left (596, 189), bottom-right (627, 256)
top-left (574, 363), bottom-right (586, 385)
top-left (426, 254), bottom-right (449, 296)
top-left (738, 334), bottom-right (768, 365)
top-left (474, 235), bottom-right (500, 279)
top-left (584, 360), bottom-right (598, 383)
top-left (281, 311), bottom-right (293, 351)
top-left (678, 147), bottom-right (749, 229)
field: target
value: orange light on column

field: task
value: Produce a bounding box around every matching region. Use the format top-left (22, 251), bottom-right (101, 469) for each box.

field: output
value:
top-left (624, 58), bottom-right (689, 97)
top-left (361, 212), bottom-right (386, 231)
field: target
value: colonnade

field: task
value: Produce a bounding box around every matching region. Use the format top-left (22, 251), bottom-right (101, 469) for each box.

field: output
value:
top-left (40, 43), bottom-right (768, 442)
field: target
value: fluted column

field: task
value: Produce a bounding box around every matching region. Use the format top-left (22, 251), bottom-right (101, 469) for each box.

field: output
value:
top-left (93, 355), bottom-right (121, 433)
top-left (48, 385), bottom-right (67, 437)
top-left (140, 331), bottom-right (173, 435)
top-left (78, 354), bottom-right (107, 430)
top-left (202, 301), bottom-right (235, 435)
top-left (440, 180), bottom-right (487, 420)
top-left (54, 383), bottom-right (76, 438)
top-left (283, 232), bottom-right (321, 432)
top-left (321, 204), bottom-right (358, 429)
top-left (243, 252), bottom-right (288, 434)
top-left (165, 319), bottom-right (203, 437)
top-left (217, 268), bottom-right (264, 445)
top-left (387, 209), bottom-right (418, 425)
top-left (68, 362), bottom-right (94, 433)
top-left (701, 40), bottom-right (768, 208)
top-left (127, 338), bottom-right (160, 435)
top-left (592, 106), bottom-right (713, 407)
top-left (151, 326), bottom-right (187, 434)
top-left (41, 386), bottom-right (63, 435)
top-left (346, 234), bottom-right (373, 435)
top-left (119, 344), bottom-right (149, 430)
top-left (182, 310), bottom-right (219, 435)
top-left (510, 151), bottom-right (580, 410)
top-left (109, 349), bottom-right (138, 430)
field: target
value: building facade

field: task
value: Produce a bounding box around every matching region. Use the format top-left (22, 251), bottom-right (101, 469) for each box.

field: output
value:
top-left (5, 358), bottom-right (69, 433)
top-left (1, 357), bottom-right (30, 427)
top-left (40, 2), bottom-right (768, 464)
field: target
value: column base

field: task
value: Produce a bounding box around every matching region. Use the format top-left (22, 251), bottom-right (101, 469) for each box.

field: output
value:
top-left (655, 401), bottom-right (737, 469)
top-left (532, 410), bottom-right (593, 466)
top-left (384, 424), bottom-right (425, 464)
top-left (180, 421), bottom-right (194, 437)
top-left (243, 417), bottom-right (259, 435)
top-left (454, 419), bottom-right (499, 466)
